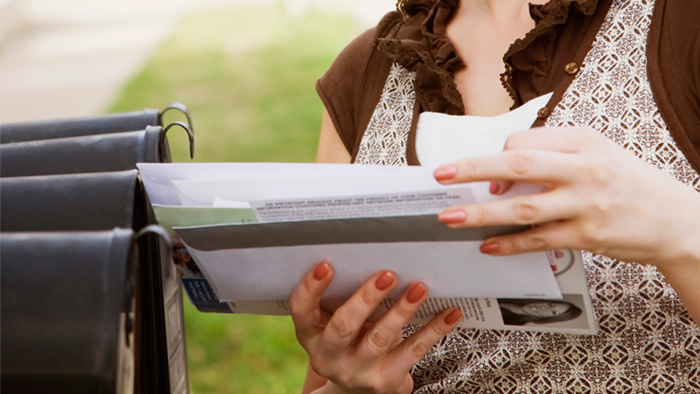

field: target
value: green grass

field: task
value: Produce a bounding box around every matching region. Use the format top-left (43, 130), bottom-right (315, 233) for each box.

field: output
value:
top-left (183, 305), bottom-right (308, 394)
top-left (106, 5), bottom-right (360, 394)
top-left (108, 5), bottom-right (359, 164)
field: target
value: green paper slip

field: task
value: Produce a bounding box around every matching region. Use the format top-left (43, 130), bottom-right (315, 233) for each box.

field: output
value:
top-left (152, 205), bottom-right (258, 234)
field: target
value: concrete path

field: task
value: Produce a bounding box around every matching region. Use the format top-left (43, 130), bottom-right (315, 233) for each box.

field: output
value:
top-left (0, 0), bottom-right (396, 124)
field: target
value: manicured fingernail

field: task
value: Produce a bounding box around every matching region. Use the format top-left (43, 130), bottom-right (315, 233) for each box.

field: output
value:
top-left (434, 165), bottom-right (457, 181)
top-left (313, 262), bottom-right (330, 280)
top-left (444, 308), bottom-right (462, 325)
top-left (489, 182), bottom-right (500, 195)
top-left (438, 210), bottom-right (466, 224)
top-left (480, 243), bottom-right (500, 254)
top-left (375, 271), bottom-right (396, 291)
top-left (406, 283), bottom-right (427, 304)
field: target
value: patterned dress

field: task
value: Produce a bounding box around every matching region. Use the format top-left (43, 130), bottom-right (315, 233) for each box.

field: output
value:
top-left (353, 0), bottom-right (700, 391)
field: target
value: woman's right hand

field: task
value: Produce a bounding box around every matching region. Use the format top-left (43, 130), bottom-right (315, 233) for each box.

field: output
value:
top-left (290, 262), bottom-right (462, 394)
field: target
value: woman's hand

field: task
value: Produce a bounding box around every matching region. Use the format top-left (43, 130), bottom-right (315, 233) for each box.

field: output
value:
top-left (434, 127), bottom-right (700, 269)
top-left (290, 262), bottom-right (462, 394)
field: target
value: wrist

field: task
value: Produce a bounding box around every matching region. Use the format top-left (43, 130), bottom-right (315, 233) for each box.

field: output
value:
top-left (676, 230), bottom-right (700, 268)
top-left (654, 186), bottom-right (700, 269)
top-left (659, 230), bottom-right (700, 273)
top-left (655, 244), bottom-right (700, 324)
top-left (672, 216), bottom-right (700, 269)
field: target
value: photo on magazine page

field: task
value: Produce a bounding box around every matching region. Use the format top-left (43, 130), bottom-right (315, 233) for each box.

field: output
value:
top-left (497, 294), bottom-right (589, 330)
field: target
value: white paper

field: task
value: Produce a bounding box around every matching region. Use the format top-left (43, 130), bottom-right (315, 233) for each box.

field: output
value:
top-left (137, 162), bottom-right (420, 206)
top-left (416, 93), bottom-right (553, 166)
top-left (138, 162), bottom-right (544, 208)
top-left (172, 171), bottom-right (448, 207)
top-left (181, 240), bottom-right (562, 301)
top-left (212, 197), bottom-right (251, 209)
top-left (249, 189), bottom-right (477, 222)
top-left (182, 250), bottom-right (597, 335)
top-left (171, 174), bottom-right (543, 210)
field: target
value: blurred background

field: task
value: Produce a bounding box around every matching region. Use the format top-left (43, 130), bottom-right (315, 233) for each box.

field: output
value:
top-left (1, 0), bottom-right (395, 392)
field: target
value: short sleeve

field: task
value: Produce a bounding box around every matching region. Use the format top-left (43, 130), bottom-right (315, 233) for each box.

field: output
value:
top-left (649, 0), bottom-right (700, 172)
top-left (316, 12), bottom-right (401, 156)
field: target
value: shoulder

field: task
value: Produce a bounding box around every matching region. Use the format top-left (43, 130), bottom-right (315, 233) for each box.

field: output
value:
top-left (318, 9), bottom-right (404, 98)
top-left (648, 0), bottom-right (700, 171)
top-left (655, 0), bottom-right (700, 74)
top-left (316, 11), bottom-right (403, 155)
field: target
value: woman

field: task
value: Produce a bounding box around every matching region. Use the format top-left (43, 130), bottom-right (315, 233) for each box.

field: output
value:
top-left (290, 0), bottom-right (700, 392)
top-left (497, 299), bottom-right (582, 326)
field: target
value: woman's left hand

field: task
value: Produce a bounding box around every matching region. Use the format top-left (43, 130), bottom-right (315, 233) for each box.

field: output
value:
top-left (433, 127), bottom-right (700, 270)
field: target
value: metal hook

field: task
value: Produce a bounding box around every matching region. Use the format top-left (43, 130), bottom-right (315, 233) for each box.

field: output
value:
top-left (160, 121), bottom-right (195, 159)
top-left (132, 225), bottom-right (175, 291)
top-left (133, 224), bottom-right (173, 250)
top-left (160, 102), bottom-right (193, 133)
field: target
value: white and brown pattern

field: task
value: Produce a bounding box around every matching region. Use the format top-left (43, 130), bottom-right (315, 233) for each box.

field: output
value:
top-left (403, 0), bottom-right (700, 392)
top-left (355, 0), bottom-right (700, 391)
top-left (355, 62), bottom-right (416, 166)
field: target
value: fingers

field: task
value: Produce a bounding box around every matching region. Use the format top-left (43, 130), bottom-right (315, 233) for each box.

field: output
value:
top-left (322, 270), bottom-right (399, 351)
top-left (503, 127), bottom-right (597, 152)
top-left (388, 307), bottom-right (462, 373)
top-left (479, 221), bottom-right (576, 255)
top-left (438, 189), bottom-right (578, 227)
top-left (289, 262), bottom-right (334, 339)
top-left (398, 374), bottom-right (415, 394)
top-left (359, 282), bottom-right (429, 358)
top-left (294, 270), bottom-right (460, 394)
top-left (489, 180), bottom-right (513, 196)
top-left (433, 127), bottom-right (607, 186)
top-left (434, 150), bottom-right (581, 185)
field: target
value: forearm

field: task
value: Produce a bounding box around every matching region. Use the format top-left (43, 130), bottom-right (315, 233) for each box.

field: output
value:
top-left (657, 234), bottom-right (700, 325)
top-left (655, 186), bottom-right (700, 324)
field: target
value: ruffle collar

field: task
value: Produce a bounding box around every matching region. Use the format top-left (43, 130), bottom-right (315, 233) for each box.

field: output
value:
top-left (375, 0), bottom-right (600, 114)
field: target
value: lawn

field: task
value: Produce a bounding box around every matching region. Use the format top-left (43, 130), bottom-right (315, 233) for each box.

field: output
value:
top-left (106, 5), bottom-right (361, 394)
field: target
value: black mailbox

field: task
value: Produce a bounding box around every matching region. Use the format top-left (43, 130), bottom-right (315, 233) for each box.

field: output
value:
top-left (1, 171), bottom-right (141, 232)
top-left (0, 103), bottom-right (191, 144)
top-left (0, 105), bottom-right (194, 394)
top-left (1, 229), bottom-right (138, 394)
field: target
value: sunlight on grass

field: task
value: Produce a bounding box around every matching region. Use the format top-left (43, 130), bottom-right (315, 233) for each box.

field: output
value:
top-left (106, 5), bottom-right (361, 394)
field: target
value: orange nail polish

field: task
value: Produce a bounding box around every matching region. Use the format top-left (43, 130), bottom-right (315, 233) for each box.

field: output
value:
top-left (313, 262), bottom-right (330, 280)
top-left (406, 283), bottom-right (427, 304)
top-left (444, 308), bottom-right (462, 325)
top-left (438, 210), bottom-right (466, 223)
top-left (480, 243), bottom-right (500, 254)
top-left (434, 165), bottom-right (457, 181)
top-left (375, 271), bottom-right (396, 291)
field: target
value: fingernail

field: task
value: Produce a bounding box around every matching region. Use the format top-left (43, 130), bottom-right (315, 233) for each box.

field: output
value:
top-left (438, 210), bottom-right (466, 224)
top-left (406, 283), bottom-right (427, 304)
top-left (313, 262), bottom-right (330, 280)
top-left (444, 308), bottom-right (462, 325)
top-left (375, 271), bottom-right (396, 291)
top-left (489, 182), bottom-right (500, 195)
top-left (434, 165), bottom-right (457, 181)
top-left (480, 243), bottom-right (500, 254)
